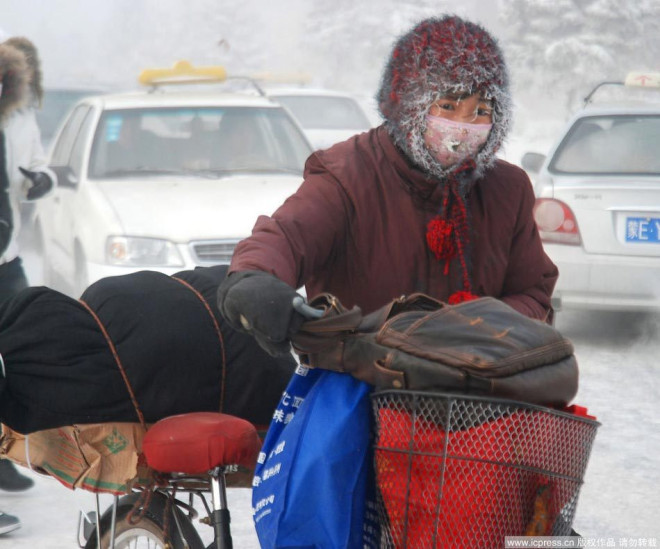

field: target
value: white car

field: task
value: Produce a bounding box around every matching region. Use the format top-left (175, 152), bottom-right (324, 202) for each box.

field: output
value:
top-left (35, 65), bottom-right (312, 297)
top-left (265, 87), bottom-right (373, 150)
top-left (523, 72), bottom-right (660, 312)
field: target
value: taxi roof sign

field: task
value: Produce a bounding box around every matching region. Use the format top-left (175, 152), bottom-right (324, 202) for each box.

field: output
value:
top-left (624, 72), bottom-right (660, 88)
top-left (584, 71), bottom-right (660, 105)
top-left (138, 60), bottom-right (227, 87)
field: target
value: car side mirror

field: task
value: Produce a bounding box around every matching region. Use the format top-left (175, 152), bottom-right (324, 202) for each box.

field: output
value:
top-left (49, 165), bottom-right (78, 189)
top-left (521, 152), bottom-right (546, 174)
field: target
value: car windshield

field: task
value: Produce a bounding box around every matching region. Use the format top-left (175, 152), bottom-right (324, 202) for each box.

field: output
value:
top-left (549, 115), bottom-right (660, 175)
top-left (88, 106), bottom-right (311, 178)
top-left (271, 95), bottom-right (371, 130)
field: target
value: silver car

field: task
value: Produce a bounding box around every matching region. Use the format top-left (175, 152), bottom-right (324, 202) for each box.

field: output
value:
top-left (265, 87), bottom-right (374, 150)
top-left (523, 76), bottom-right (660, 312)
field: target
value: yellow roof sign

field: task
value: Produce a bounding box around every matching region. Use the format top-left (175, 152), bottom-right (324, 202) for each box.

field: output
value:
top-left (138, 60), bottom-right (227, 87)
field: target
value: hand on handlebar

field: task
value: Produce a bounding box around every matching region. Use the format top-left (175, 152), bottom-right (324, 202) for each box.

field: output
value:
top-left (217, 270), bottom-right (305, 357)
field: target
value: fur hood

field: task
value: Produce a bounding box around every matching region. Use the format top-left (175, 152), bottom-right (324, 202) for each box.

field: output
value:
top-left (0, 42), bottom-right (29, 124)
top-left (3, 37), bottom-right (43, 107)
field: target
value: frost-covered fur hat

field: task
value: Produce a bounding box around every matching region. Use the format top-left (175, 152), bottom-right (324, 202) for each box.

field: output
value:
top-left (4, 37), bottom-right (43, 106)
top-left (377, 15), bottom-right (512, 180)
top-left (0, 42), bottom-right (29, 124)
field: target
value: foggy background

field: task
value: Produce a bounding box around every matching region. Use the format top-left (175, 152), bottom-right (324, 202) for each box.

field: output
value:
top-left (3, 0), bottom-right (659, 154)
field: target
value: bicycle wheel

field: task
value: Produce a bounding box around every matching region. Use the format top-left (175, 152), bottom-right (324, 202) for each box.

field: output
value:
top-left (86, 492), bottom-right (205, 549)
top-left (101, 510), bottom-right (167, 548)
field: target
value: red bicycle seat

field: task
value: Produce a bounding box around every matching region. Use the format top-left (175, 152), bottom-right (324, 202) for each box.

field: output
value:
top-left (142, 412), bottom-right (261, 474)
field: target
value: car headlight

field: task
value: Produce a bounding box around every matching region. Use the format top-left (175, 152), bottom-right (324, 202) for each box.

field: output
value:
top-left (106, 236), bottom-right (184, 267)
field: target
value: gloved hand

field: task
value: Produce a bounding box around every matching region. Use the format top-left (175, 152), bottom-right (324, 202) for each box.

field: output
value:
top-left (19, 167), bottom-right (53, 200)
top-left (217, 270), bottom-right (305, 357)
top-left (0, 217), bottom-right (11, 257)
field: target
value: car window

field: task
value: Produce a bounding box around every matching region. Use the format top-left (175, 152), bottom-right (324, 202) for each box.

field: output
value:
top-left (271, 95), bottom-right (371, 130)
top-left (50, 105), bottom-right (91, 167)
top-left (549, 115), bottom-right (660, 175)
top-left (68, 108), bottom-right (96, 179)
top-left (36, 89), bottom-right (102, 147)
top-left (88, 106), bottom-right (311, 178)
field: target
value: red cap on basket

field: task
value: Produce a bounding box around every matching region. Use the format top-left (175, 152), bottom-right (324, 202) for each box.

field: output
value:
top-left (563, 404), bottom-right (597, 421)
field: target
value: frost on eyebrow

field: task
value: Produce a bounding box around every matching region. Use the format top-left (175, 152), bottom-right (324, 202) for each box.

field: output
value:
top-left (434, 91), bottom-right (493, 108)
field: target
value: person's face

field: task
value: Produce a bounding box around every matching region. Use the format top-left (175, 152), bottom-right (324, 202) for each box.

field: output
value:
top-left (423, 92), bottom-right (494, 168)
top-left (427, 92), bottom-right (493, 125)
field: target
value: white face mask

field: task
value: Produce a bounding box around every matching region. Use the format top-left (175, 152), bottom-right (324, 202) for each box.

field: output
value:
top-left (424, 114), bottom-right (492, 167)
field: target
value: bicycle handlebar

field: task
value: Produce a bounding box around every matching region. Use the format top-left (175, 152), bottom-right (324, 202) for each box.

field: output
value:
top-left (292, 296), bottom-right (324, 320)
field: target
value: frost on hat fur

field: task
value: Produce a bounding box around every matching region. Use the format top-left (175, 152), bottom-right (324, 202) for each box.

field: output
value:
top-left (377, 15), bottom-right (512, 180)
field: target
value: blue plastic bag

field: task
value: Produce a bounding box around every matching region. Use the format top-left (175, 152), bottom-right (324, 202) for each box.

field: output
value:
top-left (252, 365), bottom-right (378, 548)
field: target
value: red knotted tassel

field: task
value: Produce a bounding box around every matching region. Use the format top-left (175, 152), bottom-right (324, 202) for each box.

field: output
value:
top-left (448, 291), bottom-right (479, 305)
top-left (426, 216), bottom-right (456, 261)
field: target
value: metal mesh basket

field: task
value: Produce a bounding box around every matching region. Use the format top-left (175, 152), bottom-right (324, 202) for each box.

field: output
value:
top-left (371, 390), bottom-right (599, 548)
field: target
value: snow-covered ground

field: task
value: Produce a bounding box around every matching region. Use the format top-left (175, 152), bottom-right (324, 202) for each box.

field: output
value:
top-left (556, 310), bottom-right (660, 542)
top-left (2, 252), bottom-right (659, 548)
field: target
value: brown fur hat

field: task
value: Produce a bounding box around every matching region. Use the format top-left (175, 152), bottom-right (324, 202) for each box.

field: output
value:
top-left (3, 37), bottom-right (43, 106)
top-left (0, 42), bottom-right (29, 123)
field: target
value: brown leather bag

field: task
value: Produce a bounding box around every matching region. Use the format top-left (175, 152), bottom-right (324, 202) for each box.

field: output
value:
top-left (291, 294), bottom-right (577, 407)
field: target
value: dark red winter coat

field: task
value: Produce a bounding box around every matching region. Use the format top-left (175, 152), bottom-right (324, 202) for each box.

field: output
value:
top-left (230, 126), bottom-right (558, 320)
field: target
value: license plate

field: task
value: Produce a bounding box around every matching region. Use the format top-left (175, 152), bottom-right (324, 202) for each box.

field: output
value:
top-left (625, 216), bottom-right (660, 243)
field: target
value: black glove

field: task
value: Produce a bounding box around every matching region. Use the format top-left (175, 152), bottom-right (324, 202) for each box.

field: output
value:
top-left (217, 270), bottom-right (305, 357)
top-left (19, 167), bottom-right (53, 200)
top-left (0, 217), bottom-right (11, 257)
